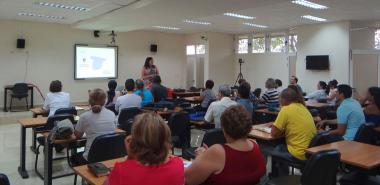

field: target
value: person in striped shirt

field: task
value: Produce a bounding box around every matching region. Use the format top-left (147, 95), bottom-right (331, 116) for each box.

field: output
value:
top-left (260, 78), bottom-right (279, 106)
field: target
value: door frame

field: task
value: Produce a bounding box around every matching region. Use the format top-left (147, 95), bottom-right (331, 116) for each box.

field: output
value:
top-left (350, 49), bottom-right (380, 87)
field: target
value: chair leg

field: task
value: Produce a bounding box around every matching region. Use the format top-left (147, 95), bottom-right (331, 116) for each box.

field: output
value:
top-left (34, 145), bottom-right (44, 180)
top-left (25, 97), bottom-right (29, 110)
top-left (74, 174), bottom-right (77, 185)
top-left (9, 97), bottom-right (13, 112)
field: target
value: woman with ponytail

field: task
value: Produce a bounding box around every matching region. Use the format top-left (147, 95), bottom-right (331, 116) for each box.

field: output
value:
top-left (74, 88), bottom-right (116, 164)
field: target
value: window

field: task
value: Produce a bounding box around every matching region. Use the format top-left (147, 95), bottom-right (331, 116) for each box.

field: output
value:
top-left (270, 35), bottom-right (286, 53)
top-left (238, 38), bottom-right (248, 54)
top-left (289, 35), bottom-right (298, 53)
top-left (186, 45), bottom-right (195, 55)
top-left (375, 30), bottom-right (380, 50)
top-left (252, 37), bottom-right (265, 53)
top-left (196, 44), bottom-right (205, 54)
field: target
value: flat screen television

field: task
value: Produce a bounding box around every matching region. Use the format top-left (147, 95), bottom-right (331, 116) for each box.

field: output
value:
top-left (306, 55), bottom-right (329, 70)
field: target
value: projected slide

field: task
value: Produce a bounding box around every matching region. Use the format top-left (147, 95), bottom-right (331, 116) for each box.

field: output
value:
top-left (75, 45), bottom-right (118, 79)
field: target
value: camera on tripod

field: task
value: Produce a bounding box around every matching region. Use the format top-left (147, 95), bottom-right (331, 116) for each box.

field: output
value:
top-left (238, 58), bottom-right (244, 64)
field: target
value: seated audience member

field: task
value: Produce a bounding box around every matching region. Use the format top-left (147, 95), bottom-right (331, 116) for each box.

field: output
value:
top-left (104, 113), bottom-right (184, 185)
top-left (237, 82), bottom-right (254, 114)
top-left (289, 75), bottom-right (303, 93)
top-left (150, 75), bottom-right (168, 102)
top-left (115, 79), bottom-right (142, 112)
top-left (134, 79), bottom-right (153, 107)
top-left (205, 85), bottom-right (237, 128)
top-left (327, 79), bottom-right (338, 103)
top-left (185, 105), bottom-right (266, 185)
top-left (260, 78), bottom-right (279, 106)
top-left (306, 81), bottom-right (328, 101)
top-left (361, 87), bottom-right (380, 127)
top-left (287, 85), bottom-right (305, 105)
top-left (195, 80), bottom-right (217, 111)
top-left (275, 79), bottom-right (283, 92)
top-left (317, 84), bottom-right (365, 140)
top-left (43, 80), bottom-right (71, 117)
top-left (74, 89), bottom-right (116, 164)
top-left (106, 80), bottom-right (117, 106)
top-left (270, 88), bottom-right (316, 176)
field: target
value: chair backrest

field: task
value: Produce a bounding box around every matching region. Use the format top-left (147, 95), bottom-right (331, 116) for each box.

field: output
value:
top-left (45, 114), bottom-right (74, 131)
top-left (301, 149), bottom-right (340, 185)
top-left (54, 107), bottom-right (77, 116)
top-left (87, 133), bottom-right (127, 163)
top-left (118, 107), bottom-right (141, 134)
top-left (306, 132), bottom-right (339, 158)
top-left (354, 123), bottom-right (376, 144)
top-left (12, 83), bottom-right (29, 94)
top-left (168, 112), bottom-right (191, 148)
top-left (0, 173), bottom-right (10, 185)
top-left (202, 128), bottom-right (226, 147)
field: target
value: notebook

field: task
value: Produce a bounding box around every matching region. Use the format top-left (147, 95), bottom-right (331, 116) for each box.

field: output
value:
top-left (87, 163), bottom-right (110, 177)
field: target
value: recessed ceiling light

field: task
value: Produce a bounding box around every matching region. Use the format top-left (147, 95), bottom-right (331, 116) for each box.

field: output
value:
top-left (18, 12), bottom-right (64, 19)
top-left (243, 23), bottom-right (268, 28)
top-left (183, 19), bottom-right (211, 25)
top-left (35, 2), bottom-right (89, 12)
top-left (223, 12), bottom-right (255, 20)
top-left (152, 26), bottom-right (180, 30)
top-left (301, 15), bottom-right (327, 22)
top-left (292, 0), bottom-right (328, 9)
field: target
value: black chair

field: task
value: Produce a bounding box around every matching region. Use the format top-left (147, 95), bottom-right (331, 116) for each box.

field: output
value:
top-left (268, 149), bottom-right (341, 185)
top-left (34, 114), bottom-right (75, 180)
top-left (182, 128), bottom-right (226, 160)
top-left (55, 107), bottom-right (77, 116)
top-left (0, 173), bottom-right (10, 185)
top-left (72, 132), bottom-right (127, 185)
top-left (168, 112), bottom-right (191, 153)
top-left (354, 123), bottom-right (376, 144)
top-left (118, 107), bottom-right (141, 135)
top-left (9, 83), bottom-right (29, 111)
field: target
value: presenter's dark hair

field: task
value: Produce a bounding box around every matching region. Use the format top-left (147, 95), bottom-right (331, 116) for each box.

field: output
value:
top-left (49, 80), bottom-right (62, 93)
top-left (125, 79), bottom-right (135, 91)
top-left (108, 80), bottom-right (117, 91)
top-left (144, 57), bottom-right (153, 69)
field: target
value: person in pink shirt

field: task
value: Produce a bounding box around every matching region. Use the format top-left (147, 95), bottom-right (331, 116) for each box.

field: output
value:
top-left (103, 112), bottom-right (184, 185)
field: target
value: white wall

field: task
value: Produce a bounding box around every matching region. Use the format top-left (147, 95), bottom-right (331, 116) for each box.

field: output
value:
top-left (0, 20), bottom-right (186, 107)
top-left (296, 21), bottom-right (350, 93)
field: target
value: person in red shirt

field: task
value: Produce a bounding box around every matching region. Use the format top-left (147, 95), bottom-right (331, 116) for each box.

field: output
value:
top-left (103, 112), bottom-right (184, 185)
top-left (185, 105), bottom-right (266, 185)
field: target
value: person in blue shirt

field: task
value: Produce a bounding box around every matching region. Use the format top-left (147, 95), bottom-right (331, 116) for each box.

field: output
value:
top-left (134, 79), bottom-right (153, 107)
top-left (237, 82), bottom-right (254, 114)
top-left (317, 84), bottom-right (365, 140)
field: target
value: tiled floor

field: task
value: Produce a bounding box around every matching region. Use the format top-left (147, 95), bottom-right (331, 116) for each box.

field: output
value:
top-left (0, 111), bottom-right (83, 185)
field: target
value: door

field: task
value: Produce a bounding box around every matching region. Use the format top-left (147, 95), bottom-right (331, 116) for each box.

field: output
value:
top-left (288, 55), bottom-right (297, 79)
top-left (352, 53), bottom-right (379, 97)
top-left (196, 56), bottom-right (205, 87)
top-left (186, 56), bottom-right (196, 89)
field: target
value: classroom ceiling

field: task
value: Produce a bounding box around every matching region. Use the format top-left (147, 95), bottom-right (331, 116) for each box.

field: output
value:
top-left (1, 0), bottom-right (380, 34)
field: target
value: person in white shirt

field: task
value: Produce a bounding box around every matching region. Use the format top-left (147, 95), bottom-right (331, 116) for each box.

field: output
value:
top-left (74, 88), bottom-right (116, 164)
top-left (115, 79), bottom-right (142, 113)
top-left (42, 80), bottom-right (71, 117)
top-left (306, 81), bottom-right (328, 101)
top-left (205, 84), bottom-right (237, 128)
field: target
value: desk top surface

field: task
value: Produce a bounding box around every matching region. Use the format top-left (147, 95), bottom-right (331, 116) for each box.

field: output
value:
top-left (73, 157), bottom-right (126, 185)
top-left (18, 117), bottom-right (48, 127)
top-left (248, 123), bottom-right (281, 141)
top-left (306, 140), bottom-right (380, 169)
top-left (305, 100), bottom-right (332, 108)
top-left (255, 108), bottom-right (279, 115)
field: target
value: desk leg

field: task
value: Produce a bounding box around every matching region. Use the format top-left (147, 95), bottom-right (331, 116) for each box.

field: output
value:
top-left (18, 126), bottom-right (29, 178)
top-left (44, 137), bottom-right (53, 185)
top-left (30, 87), bottom-right (34, 108)
top-left (3, 89), bottom-right (7, 112)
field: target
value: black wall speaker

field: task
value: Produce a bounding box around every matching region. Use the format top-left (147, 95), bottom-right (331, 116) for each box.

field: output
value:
top-left (150, 44), bottom-right (157, 52)
top-left (17, 39), bottom-right (25, 49)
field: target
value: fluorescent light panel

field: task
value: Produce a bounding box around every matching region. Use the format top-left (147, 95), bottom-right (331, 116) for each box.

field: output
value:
top-left (152, 26), bottom-right (180, 30)
top-left (224, 12), bottom-right (255, 20)
top-left (183, 19), bottom-right (211, 25)
top-left (18, 12), bottom-right (64, 19)
top-left (301, 15), bottom-right (326, 22)
top-left (291, 0), bottom-right (328, 9)
top-left (243, 22), bottom-right (268, 28)
top-left (35, 2), bottom-right (89, 11)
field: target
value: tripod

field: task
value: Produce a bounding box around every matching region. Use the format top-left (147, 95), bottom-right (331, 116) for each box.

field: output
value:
top-left (234, 61), bottom-right (244, 86)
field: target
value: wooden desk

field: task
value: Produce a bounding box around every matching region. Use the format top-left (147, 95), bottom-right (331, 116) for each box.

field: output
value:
top-left (4, 84), bottom-right (34, 112)
top-left (248, 123), bottom-right (280, 141)
top-left (255, 108), bottom-right (279, 115)
top-left (183, 96), bottom-right (201, 104)
top-left (306, 140), bottom-right (380, 170)
top-left (172, 91), bottom-right (200, 98)
top-left (190, 120), bottom-right (205, 125)
top-left (305, 100), bottom-right (332, 108)
top-left (73, 157), bottom-right (126, 185)
top-left (30, 105), bottom-right (90, 118)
